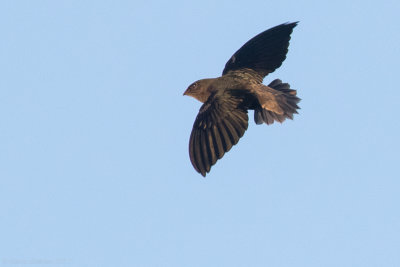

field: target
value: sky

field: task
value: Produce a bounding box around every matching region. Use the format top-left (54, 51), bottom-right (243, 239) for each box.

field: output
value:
top-left (1, 0), bottom-right (399, 266)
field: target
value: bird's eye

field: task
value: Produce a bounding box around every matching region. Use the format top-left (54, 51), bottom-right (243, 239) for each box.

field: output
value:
top-left (190, 83), bottom-right (197, 89)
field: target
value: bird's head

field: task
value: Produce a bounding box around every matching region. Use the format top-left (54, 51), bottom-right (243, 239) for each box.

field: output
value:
top-left (183, 79), bottom-right (213, 103)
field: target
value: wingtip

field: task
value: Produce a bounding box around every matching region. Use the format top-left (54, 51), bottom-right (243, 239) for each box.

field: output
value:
top-left (284, 21), bottom-right (299, 27)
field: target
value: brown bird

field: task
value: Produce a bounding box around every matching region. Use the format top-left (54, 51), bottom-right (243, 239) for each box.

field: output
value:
top-left (184, 22), bottom-right (300, 177)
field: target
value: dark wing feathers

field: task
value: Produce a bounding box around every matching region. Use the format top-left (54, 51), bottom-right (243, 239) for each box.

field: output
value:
top-left (189, 91), bottom-right (249, 176)
top-left (222, 22), bottom-right (298, 81)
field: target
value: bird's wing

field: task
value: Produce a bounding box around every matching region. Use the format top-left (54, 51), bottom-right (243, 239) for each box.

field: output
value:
top-left (222, 22), bottom-right (298, 82)
top-left (189, 91), bottom-right (249, 177)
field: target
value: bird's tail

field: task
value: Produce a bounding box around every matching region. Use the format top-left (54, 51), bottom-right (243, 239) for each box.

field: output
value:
top-left (254, 79), bottom-right (301, 125)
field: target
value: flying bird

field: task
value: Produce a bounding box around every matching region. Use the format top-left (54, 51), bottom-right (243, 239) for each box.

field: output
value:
top-left (184, 22), bottom-right (300, 177)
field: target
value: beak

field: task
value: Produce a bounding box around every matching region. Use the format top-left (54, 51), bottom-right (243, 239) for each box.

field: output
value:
top-left (183, 89), bottom-right (188, 96)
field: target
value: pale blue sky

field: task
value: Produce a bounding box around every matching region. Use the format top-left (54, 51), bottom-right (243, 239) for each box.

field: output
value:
top-left (1, 0), bottom-right (399, 266)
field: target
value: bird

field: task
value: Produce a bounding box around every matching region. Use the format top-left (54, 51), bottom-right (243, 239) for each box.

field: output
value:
top-left (183, 22), bottom-right (300, 177)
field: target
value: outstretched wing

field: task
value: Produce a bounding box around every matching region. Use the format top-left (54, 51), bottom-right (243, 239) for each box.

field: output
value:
top-left (222, 22), bottom-right (298, 82)
top-left (189, 91), bottom-right (249, 177)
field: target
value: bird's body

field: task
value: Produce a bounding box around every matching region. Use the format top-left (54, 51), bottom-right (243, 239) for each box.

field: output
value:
top-left (184, 22), bottom-right (301, 177)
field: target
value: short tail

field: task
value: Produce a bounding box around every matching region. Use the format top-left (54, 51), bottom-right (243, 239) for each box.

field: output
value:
top-left (254, 79), bottom-right (301, 125)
